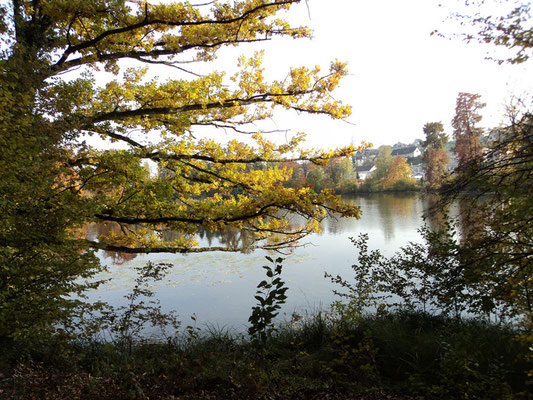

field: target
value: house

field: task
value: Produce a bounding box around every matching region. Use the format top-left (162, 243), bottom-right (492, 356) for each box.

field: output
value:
top-left (355, 165), bottom-right (376, 180)
top-left (353, 152), bottom-right (365, 166)
top-left (352, 149), bottom-right (379, 166)
top-left (391, 146), bottom-right (421, 159)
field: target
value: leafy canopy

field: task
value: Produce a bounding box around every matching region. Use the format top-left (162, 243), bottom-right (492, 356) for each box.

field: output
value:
top-left (452, 92), bottom-right (485, 169)
top-left (0, 0), bottom-right (359, 341)
top-left (422, 122), bottom-right (449, 189)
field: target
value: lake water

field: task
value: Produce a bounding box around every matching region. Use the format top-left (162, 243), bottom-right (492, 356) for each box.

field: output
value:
top-left (86, 193), bottom-right (445, 332)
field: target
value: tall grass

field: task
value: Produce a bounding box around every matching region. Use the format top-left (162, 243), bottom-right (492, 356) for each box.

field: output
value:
top-left (3, 310), bottom-right (527, 399)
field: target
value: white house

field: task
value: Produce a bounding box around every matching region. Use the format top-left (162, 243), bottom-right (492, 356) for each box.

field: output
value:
top-left (355, 165), bottom-right (376, 180)
top-left (391, 146), bottom-right (421, 159)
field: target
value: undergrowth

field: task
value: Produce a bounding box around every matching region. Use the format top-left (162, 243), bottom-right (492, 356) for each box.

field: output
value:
top-left (0, 311), bottom-right (529, 399)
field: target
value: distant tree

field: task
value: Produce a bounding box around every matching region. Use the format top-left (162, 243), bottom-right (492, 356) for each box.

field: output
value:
top-left (423, 122), bottom-right (448, 149)
top-left (325, 157), bottom-right (353, 187)
top-left (423, 148), bottom-right (450, 189)
top-left (452, 93), bottom-right (486, 169)
top-left (367, 146), bottom-right (416, 190)
top-left (281, 161), bottom-right (306, 188)
top-left (382, 157), bottom-right (414, 189)
top-left (306, 166), bottom-right (331, 192)
top-left (373, 146), bottom-right (394, 181)
top-left (422, 122), bottom-right (449, 189)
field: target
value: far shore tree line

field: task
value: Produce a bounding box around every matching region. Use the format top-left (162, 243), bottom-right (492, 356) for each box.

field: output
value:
top-left (223, 91), bottom-right (491, 194)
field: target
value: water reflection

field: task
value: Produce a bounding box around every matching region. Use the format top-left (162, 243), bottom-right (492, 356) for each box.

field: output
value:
top-left (88, 194), bottom-right (437, 262)
top-left (457, 196), bottom-right (491, 244)
top-left (375, 194), bottom-right (423, 240)
top-left (425, 193), bottom-right (447, 233)
top-left (85, 222), bottom-right (141, 265)
top-left (87, 193), bottom-right (461, 330)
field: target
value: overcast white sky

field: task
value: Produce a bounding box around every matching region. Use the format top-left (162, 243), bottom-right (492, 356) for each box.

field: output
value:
top-left (209, 0), bottom-right (532, 149)
top-left (79, 0), bottom-right (532, 151)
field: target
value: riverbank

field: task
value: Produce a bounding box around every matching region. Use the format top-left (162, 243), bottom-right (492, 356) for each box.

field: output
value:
top-left (1, 311), bottom-right (528, 400)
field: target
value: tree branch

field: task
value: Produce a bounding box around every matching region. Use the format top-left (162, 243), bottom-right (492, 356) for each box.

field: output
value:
top-left (94, 203), bottom-right (278, 225)
top-left (83, 239), bottom-right (252, 253)
top-left (84, 89), bottom-right (312, 127)
top-left (52, 0), bottom-right (300, 71)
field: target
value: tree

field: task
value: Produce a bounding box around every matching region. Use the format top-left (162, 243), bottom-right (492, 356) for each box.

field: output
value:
top-left (452, 92), bottom-right (485, 169)
top-left (456, 1), bottom-right (533, 64)
top-left (422, 122), bottom-right (449, 189)
top-left (423, 122), bottom-right (448, 150)
top-left (443, 110), bottom-right (533, 319)
top-left (280, 161), bottom-right (306, 188)
top-left (0, 0), bottom-right (360, 341)
top-left (373, 145), bottom-right (393, 181)
top-left (324, 157), bottom-right (353, 188)
top-left (381, 156), bottom-right (414, 190)
top-left (306, 165), bottom-right (331, 192)
top-left (368, 146), bottom-right (414, 190)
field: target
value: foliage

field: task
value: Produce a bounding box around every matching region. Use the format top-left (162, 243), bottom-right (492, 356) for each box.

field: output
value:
top-left (281, 157), bottom-right (360, 194)
top-left (2, 309), bottom-right (527, 399)
top-left (422, 121), bottom-right (449, 189)
top-left (363, 146), bottom-right (417, 191)
top-left (98, 261), bottom-right (181, 349)
top-left (337, 178), bottom-right (359, 194)
top-left (323, 235), bottom-right (388, 385)
top-left (452, 92), bottom-right (486, 169)
top-left (454, 1), bottom-right (533, 64)
top-left (323, 226), bottom-right (531, 396)
top-left (248, 256), bottom-right (288, 347)
top-left (444, 110), bottom-right (533, 320)
top-left (359, 311), bottom-right (529, 399)
top-left (325, 234), bottom-right (391, 321)
top-left (391, 222), bottom-right (490, 317)
top-left (372, 146), bottom-right (393, 181)
top-left (423, 122), bottom-right (448, 150)
top-left (381, 157), bottom-right (414, 190)
top-left (0, 0), bottom-right (360, 342)
top-left (423, 148), bottom-right (449, 189)
top-left (305, 164), bottom-right (331, 192)
top-left (336, 210), bottom-right (529, 321)
top-left (324, 157), bottom-right (353, 188)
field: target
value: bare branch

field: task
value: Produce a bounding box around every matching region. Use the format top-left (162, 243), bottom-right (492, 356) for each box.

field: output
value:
top-left (83, 127), bottom-right (146, 148)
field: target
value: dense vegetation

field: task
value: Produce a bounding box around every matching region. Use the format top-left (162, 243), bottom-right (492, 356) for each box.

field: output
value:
top-left (0, 0), bottom-right (359, 344)
top-left (1, 310), bottom-right (528, 399)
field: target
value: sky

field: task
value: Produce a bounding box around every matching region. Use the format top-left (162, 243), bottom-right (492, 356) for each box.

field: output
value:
top-left (60, 0), bottom-right (532, 152)
top-left (201, 0), bottom-right (533, 149)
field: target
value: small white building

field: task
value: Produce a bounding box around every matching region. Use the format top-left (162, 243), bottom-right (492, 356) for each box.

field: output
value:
top-left (391, 146), bottom-right (421, 159)
top-left (355, 165), bottom-right (376, 180)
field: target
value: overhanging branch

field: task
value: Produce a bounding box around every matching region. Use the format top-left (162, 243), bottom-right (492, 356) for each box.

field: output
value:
top-left (52, 0), bottom-right (300, 72)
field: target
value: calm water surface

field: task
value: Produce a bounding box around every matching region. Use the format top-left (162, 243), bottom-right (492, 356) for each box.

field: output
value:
top-left (86, 193), bottom-right (442, 331)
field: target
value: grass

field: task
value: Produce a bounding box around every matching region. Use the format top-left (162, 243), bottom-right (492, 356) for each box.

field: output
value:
top-left (0, 310), bottom-right (530, 399)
